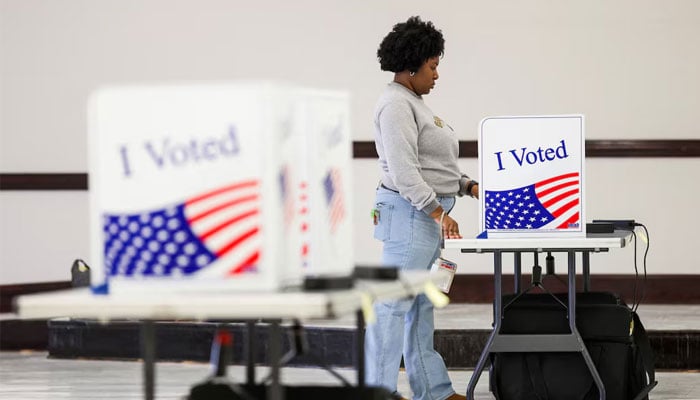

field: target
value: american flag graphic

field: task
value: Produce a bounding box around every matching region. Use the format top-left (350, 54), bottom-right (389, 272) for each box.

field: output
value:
top-left (323, 168), bottom-right (345, 234)
top-left (279, 166), bottom-right (295, 230)
top-left (103, 180), bottom-right (261, 277)
top-left (484, 172), bottom-right (580, 230)
top-left (299, 181), bottom-right (310, 267)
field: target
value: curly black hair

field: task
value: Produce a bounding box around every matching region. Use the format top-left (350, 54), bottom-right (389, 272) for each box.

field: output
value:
top-left (377, 16), bottom-right (445, 73)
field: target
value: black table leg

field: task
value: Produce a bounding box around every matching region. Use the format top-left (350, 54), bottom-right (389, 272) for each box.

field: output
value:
top-left (356, 310), bottom-right (365, 389)
top-left (246, 320), bottom-right (256, 385)
top-left (267, 321), bottom-right (284, 400)
top-left (466, 251), bottom-right (503, 400)
top-left (514, 251), bottom-right (522, 293)
top-left (568, 251), bottom-right (606, 400)
top-left (141, 320), bottom-right (155, 400)
top-left (582, 251), bottom-right (591, 292)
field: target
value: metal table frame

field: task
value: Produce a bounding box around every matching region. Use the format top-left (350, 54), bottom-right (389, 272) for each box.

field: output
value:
top-left (240, 310), bottom-right (367, 400)
top-left (16, 271), bottom-right (432, 400)
top-left (445, 231), bottom-right (631, 400)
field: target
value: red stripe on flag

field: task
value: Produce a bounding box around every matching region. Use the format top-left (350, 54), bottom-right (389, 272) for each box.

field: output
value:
top-left (229, 250), bottom-right (260, 275)
top-left (330, 199), bottom-right (345, 233)
top-left (541, 188), bottom-right (579, 209)
top-left (556, 212), bottom-right (580, 229)
top-left (551, 198), bottom-right (579, 217)
top-left (187, 194), bottom-right (259, 224)
top-left (536, 180), bottom-right (579, 198)
top-left (215, 226), bottom-right (259, 258)
top-left (328, 169), bottom-right (345, 234)
top-left (198, 209), bottom-right (259, 241)
top-left (535, 172), bottom-right (579, 188)
top-left (186, 180), bottom-right (259, 205)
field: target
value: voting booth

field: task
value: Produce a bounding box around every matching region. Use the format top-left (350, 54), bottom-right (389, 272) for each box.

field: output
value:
top-left (87, 82), bottom-right (352, 293)
top-left (294, 90), bottom-right (354, 277)
top-left (478, 115), bottom-right (586, 238)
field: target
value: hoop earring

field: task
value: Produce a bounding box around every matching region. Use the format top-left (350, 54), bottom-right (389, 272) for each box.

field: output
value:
top-left (409, 71), bottom-right (415, 77)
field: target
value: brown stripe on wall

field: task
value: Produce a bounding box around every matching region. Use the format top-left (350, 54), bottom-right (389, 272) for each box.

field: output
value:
top-left (354, 139), bottom-right (700, 159)
top-left (0, 281), bottom-right (72, 313)
top-left (1, 140), bottom-right (699, 190)
top-left (0, 173), bottom-right (87, 190)
top-left (447, 274), bottom-right (700, 304)
top-left (587, 139), bottom-right (700, 157)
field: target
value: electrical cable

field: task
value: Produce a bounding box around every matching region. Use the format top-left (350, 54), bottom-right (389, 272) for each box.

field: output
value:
top-left (630, 229), bottom-right (639, 311)
top-left (634, 223), bottom-right (650, 312)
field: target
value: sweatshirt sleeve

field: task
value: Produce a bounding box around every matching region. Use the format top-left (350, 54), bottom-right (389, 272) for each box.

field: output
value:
top-left (458, 174), bottom-right (471, 197)
top-left (377, 101), bottom-right (440, 215)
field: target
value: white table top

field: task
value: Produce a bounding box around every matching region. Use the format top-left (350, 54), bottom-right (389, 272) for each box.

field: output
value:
top-left (15, 271), bottom-right (433, 321)
top-left (444, 231), bottom-right (632, 251)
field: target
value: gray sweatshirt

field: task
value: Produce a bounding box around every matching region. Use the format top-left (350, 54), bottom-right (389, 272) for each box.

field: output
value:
top-left (374, 82), bottom-right (471, 215)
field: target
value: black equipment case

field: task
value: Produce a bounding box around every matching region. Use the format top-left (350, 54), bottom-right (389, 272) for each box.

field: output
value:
top-left (491, 292), bottom-right (656, 400)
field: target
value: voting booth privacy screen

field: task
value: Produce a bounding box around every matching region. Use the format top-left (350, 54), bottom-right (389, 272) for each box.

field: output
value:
top-left (478, 115), bottom-right (585, 238)
top-left (87, 83), bottom-right (353, 293)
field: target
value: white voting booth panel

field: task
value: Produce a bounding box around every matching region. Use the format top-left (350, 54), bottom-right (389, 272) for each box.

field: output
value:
top-left (478, 115), bottom-right (586, 238)
top-left (295, 90), bottom-right (354, 278)
top-left (87, 83), bottom-right (352, 293)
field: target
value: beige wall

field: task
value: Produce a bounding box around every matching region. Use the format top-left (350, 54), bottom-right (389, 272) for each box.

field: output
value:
top-left (1, 0), bottom-right (699, 284)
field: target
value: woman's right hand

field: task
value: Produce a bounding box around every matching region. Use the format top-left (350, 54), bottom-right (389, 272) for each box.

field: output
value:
top-left (430, 209), bottom-right (462, 239)
top-left (439, 214), bottom-right (462, 239)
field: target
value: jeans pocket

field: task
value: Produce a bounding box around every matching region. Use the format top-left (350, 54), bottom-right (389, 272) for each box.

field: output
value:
top-left (373, 202), bottom-right (393, 241)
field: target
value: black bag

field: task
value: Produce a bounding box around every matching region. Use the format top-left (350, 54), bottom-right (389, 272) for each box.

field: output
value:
top-left (491, 292), bottom-right (656, 400)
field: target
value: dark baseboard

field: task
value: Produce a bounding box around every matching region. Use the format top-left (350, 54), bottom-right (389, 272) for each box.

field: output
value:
top-left (37, 319), bottom-right (700, 370)
top-left (0, 319), bottom-right (49, 350)
top-left (2, 275), bottom-right (698, 315)
top-left (447, 274), bottom-right (700, 304)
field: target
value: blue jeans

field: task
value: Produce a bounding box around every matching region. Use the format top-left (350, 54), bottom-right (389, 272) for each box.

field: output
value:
top-left (366, 187), bottom-right (457, 400)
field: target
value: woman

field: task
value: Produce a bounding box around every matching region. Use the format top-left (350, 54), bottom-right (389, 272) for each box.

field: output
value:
top-left (366, 16), bottom-right (478, 400)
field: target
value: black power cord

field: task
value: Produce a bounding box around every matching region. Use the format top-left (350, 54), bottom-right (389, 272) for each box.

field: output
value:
top-left (623, 222), bottom-right (650, 312)
top-left (594, 220), bottom-right (650, 311)
top-left (633, 223), bottom-right (650, 312)
top-left (630, 229), bottom-right (639, 310)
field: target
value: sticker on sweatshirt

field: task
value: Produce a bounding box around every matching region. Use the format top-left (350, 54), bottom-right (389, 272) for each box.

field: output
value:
top-left (434, 115), bottom-right (454, 131)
